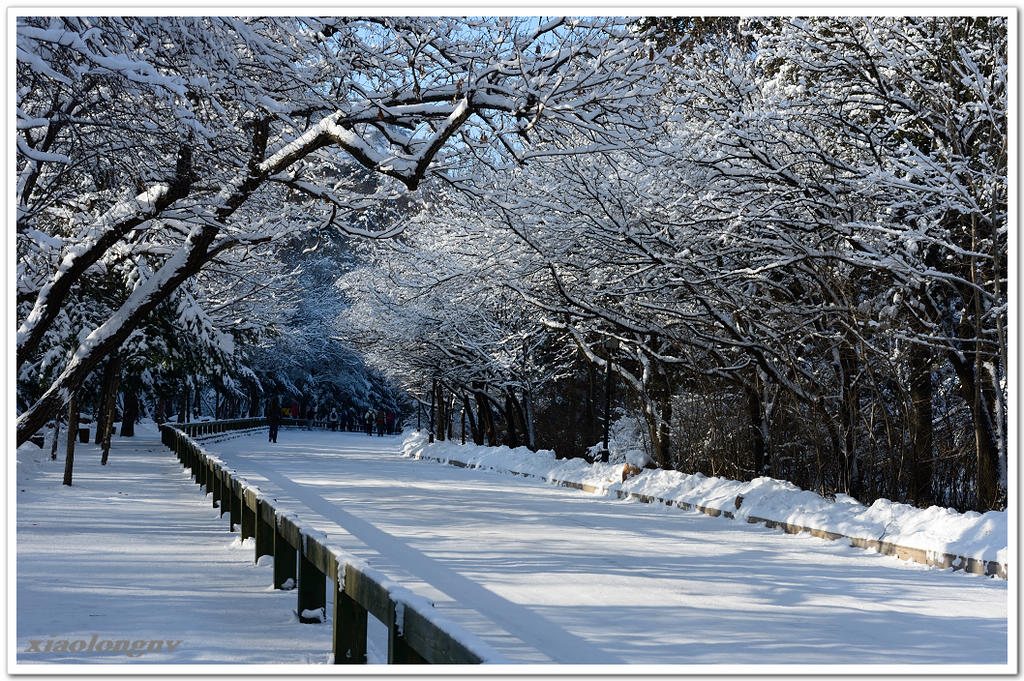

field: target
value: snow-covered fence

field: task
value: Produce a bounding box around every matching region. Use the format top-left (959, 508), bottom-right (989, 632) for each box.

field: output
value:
top-left (173, 418), bottom-right (332, 438)
top-left (159, 422), bottom-right (497, 665)
top-left (172, 417), bottom-right (265, 438)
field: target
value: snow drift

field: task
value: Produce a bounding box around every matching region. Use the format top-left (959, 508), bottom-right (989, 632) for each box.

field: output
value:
top-left (402, 433), bottom-right (1007, 573)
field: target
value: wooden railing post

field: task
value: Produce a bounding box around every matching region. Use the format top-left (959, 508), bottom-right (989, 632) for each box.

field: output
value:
top-left (205, 462), bottom-right (214, 498)
top-left (185, 439), bottom-right (195, 479)
top-left (211, 467), bottom-right (221, 509)
top-left (388, 601), bottom-right (428, 664)
top-left (241, 491), bottom-right (256, 541)
top-left (333, 580), bottom-right (367, 664)
top-left (229, 480), bottom-right (241, 532)
top-left (298, 549), bottom-right (327, 623)
top-left (218, 472), bottom-right (229, 518)
top-left (254, 500), bottom-right (274, 564)
top-left (273, 521), bottom-right (297, 590)
top-left (200, 455), bottom-right (209, 492)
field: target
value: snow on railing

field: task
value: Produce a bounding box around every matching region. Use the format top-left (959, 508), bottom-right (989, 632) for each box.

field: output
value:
top-left (159, 421), bottom-right (502, 665)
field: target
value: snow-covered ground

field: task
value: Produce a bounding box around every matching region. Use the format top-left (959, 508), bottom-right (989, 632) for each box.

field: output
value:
top-left (405, 434), bottom-right (1009, 570)
top-left (14, 424), bottom-right (1010, 670)
top-left (13, 423), bottom-right (387, 669)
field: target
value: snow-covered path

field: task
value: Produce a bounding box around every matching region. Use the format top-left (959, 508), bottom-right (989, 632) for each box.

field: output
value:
top-left (14, 428), bottom-right (348, 665)
top-left (15, 426), bottom-right (1008, 667)
top-left (196, 429), bottom-right (1006, 665)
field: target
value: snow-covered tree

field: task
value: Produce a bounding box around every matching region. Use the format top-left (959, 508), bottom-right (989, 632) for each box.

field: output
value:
top-left (337, 16), bottom-right (1008, 511)
top-left (338, 189), bottom-right (577, 447)
top-left (16, 15), bottom-right (667, 445)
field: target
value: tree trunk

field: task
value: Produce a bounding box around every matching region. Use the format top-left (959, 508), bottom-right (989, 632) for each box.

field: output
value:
top-left (433, 380), bottom-right (446, 442)
top-left (120, 382), bottom-right (138, 437)
top-left (475, 389), bottom-right (495, 446)
top-left (63, 393), bottom-right (79, 486)
top-left (747, 381), bottom-right (768, 478)
top-left (178, 381), bottom-right (189, 424)
top-left (523, 390), bottom-right (536, 451)
top-left (248, 384), bottom-right (261, 417)
top-left (949, 351), bottom-right (1003, 511)
top-left (95, 357), bottom-right (120, 444)
top-left (646, 396), bottom-right (671, 469)
top-left (504, 393), bottom-right (518, 448)
top-left (821, 400), bottom-right (844, 498)
top-left (975, 378), bottom-right (1004, 510)
top-left (642, 359), bottom-right (673, 469)
top-left (838, 345), bottom-right (860, 499)
top-left (50, 416), bottom-right (61, 461)
top-left (463, 394), bottom-right (481, 445)
top-left (585, 361), bottom-right (597, 446)
top-left (94, 387), bottom-right (106, 445)
top-left (908, 343), bottom-right (934, 506)
top-left (100, 355), bottom-right (122, 465)
top-left (429, 378), bottom-right (436, 443)
top-left (507, 390), bottom-right (531, 450)
top-left (446, 393), bottom-right (456, 439)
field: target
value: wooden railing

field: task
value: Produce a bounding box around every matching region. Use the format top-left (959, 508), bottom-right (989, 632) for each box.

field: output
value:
top-left (160, 422), bottom-right (496, 664)
top-left (172, 417), bottom-right (379, 437)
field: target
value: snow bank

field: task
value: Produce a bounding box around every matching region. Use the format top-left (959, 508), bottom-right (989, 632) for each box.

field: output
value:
top-left (402, 433), bottom-right (1007, 571)
top-left (16, 442), bottom-right (53, 488)
top-left (15, 418), bottom-right (166, 489)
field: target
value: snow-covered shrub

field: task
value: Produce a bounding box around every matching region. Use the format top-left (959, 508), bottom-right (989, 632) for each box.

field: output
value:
top-left (586, 411), bottom-right (652, 468)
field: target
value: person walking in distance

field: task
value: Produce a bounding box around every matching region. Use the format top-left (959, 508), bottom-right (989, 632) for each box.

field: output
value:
top-left (266, 395), bottom-right (281, 443)
top-left (364, 408), bottom-right (374, 435)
